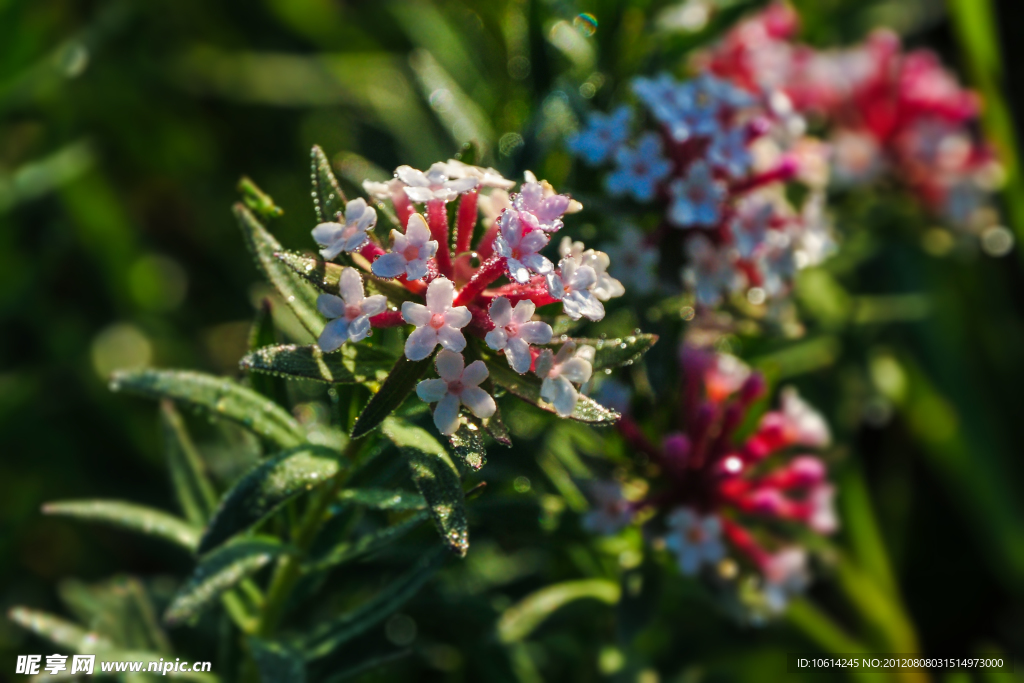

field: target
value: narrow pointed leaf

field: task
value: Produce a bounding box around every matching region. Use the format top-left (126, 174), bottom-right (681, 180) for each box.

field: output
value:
top-left (303, 545), bottom-right (446, 659)
top-left (306, 511), bottom-right (429, 572)
top-left (161, 400), bottom-right (218, 525)
top-left (59, 576), bottom-right (171, 655)
top-left (248, 299), bottom-right (291, 408)
top-left (541, 334), bottom-right (659, 371)
top-left (43, 500), bottom-right (200, 550)
top-left (311, 145), bottom-right (347, 223)
top-left (337, 488), bottom-right (426, 511)
top-left (165, 537), bottom-right (286, 625)
top-left (198, 446), bottom-right (342, 554)
top-left (485, 361), bottom-right (620, 424)
top-left (351, 355), bottom-right (433, 438)
top-left (235, 202), bottom-right (323, 337)
top-left (449, 417), bottom-right (486, 471)
top-left (480, 380), bottom-right (511, 446)
top-left (8, 607), bottom-right (115, 652)
top-left (382, 417), bottom-right (468, 555)
top-left (250, 637), bottom-right (307, 683)
top-left (497, 579), bottom-right (621, 643)
top-left (240, 344), bottom-right (396, 385)
top-left (111, 369), bottom-right (306, 450)
top-left (238, 176), bottom-right (284, 221)
top-left (320, 649), bottom-right (411, 683)
top-left (274, 251), bottom-right (416, 305)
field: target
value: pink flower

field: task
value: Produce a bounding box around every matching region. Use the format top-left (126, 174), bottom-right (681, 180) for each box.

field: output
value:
top-left (396, 163), bottom-right (478, 203)
top-left (534, 342), bottom-right (595, 417)
top-left (494, 209), bottom-right (553, 283)
top-left (371, 213), bottom-right (438, 281)
top-left (484, 296), bottom-right (553, 374)
top-left (311, 197), bottom-right (377, 259)
top-left (415, 350), bottom-right (495, 435)
top-left (664, 508), bottom-right (726, 575)
top-left (316, 268), bottom-right (387, 351)
top-left (400, 277), bottom-right (472, 361)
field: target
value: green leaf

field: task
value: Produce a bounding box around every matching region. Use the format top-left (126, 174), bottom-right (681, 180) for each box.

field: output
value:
top-left (351, 355), bottom-right (433, 438)
top-left (306, 511), bottom-right (429, 572)
top-left (7, 607), bottom-right (115, 652)
top-left (110, 369), bottom-right (306, 450)
top-left (248, 299), bottom-right (291, 409)
top-left (337, 488), bottom-right (427, 511)
top-left (43, 500), bottom-right (200, 551)
top-left (448, 417), bottom-right (486, 471)
top-left (199, 446), bottom-right (343, 554)
top-left (303, 545), bottom-right (446, 659)
top-left (274, 251), bottom-right (415, 305)
top-left (383, 417), bottom-right (468, 556)
top-left (240, 344), bottom-right (396, 386)
top-left (485, 361), bottom-right (620, 424)
top-left (165, 537), bottom-right (286, 625)
top-left (311, 145), bottom-right (347, 223)
top-left (238, 176), bottom-right (284, 221)
top-left (235, 202), bottom-right (324, 338)
top-left (161, 400), bottom-right (218, 526)
top-left (250, 637), bottom-right (307, 683)
top-left (544, 334), bottom-right (658, 371)
top-left (496, 579), bottom-right (621, 643)
top-left (319, 649), bottom-right (410, 683)
top-left (60, 576), bottom-right (172, 655)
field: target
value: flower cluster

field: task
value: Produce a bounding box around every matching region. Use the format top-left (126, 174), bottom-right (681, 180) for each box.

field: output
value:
top-left (570, 69), bottom-right (835, 307)
top-left (584, 344), bottom-right (836, 616)
top-left (696, 1), bottom-right (1002, 232)
top-left (308, 160), bottom-right (626, 436)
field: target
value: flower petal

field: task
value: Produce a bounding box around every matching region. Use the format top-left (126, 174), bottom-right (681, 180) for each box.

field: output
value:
top-left (373, 251), bottom-right (408, 279)
top-left (504, 337), bottom-right (532, 374)
top-left (405, 213), bottom-right (431, 243)
top-left (396, 165), bottom-right (429, 187)
top-left (518, 321), bottom-right (552, 344)
top-left (460, 386), bottom-right (496, 419)
top-left (416, 378), bottom-right (449, 402)
top-left (460, 359), bottom-right (489, 387)
top-left (488, 296), bottom-right (513, 327)
top-left (484, 328), bottom-right (508, 350)
top-left (434, 349), bottom-right (464, 381)
top-left (360, 294), bottom-right (387, 317)
top-left (312, 222), bottom-right (343, 246)
top-left (339, 267), bottom-right (365, 304)
top-left (317, 294), bottom-right (346, 319)
top-left (436, 325), bottom-right (467, 353)
top-left (401, 301), bottom-right (431, 326)
top-left (541, 376), bottom-right (578, 417)
top-left (426, 277), bottom-right (455, 312)
top-left (443, 306), bottom-right (472, 329)
top-left (446, 177), bottom-right (479, 194)
top-left (405, 259), bottom-right (429, 281)
top-left (559, 357), bottom-right (593, 385)
top-left (403, 186), bottom-right (436, 203)
top-left (433, 393), bottom-right (462, 435)
top-left (404, 325), bottom-right (438, 361)
top-left (506, 258), bottom-right (531, 284)
top-left (511, 299), bottom-right (536, 323)
top-left (317, 318), bottom-right (350, 353)
top-left (347, 314), bottom-right (372, 342)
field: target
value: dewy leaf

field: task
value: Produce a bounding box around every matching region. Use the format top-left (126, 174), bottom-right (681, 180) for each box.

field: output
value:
top-left (485, 361), bottom-right (621, 424)
top-left (59, 576), bottom-right (171, 655)
top-left (497, 579), bottom-right (621, 643)
top-left (303, 545), bottom-right (446, 659)
top-left (240, 344), bottom-right (396, 386)
top-left (248, 299), bottom-right (291, 409)
top-left (161, 400), bottom-right (218, 526)
top-left (311, 144), bottom-right (347, 223)
top-left (165, 537), bottom-right (286, 625)
top-left (337, 488), bottom-right (427, 511)
top-left (235, 202), bottom-right (324, 338)
top-left (382, 417), bottom-right (468, 556)
top-left (250, 637), bottom-right (307, 683)
top-left (351, 355), bottom-right (433, 439)
top-left (110, 369), bottom-right (306, 450)
top-left (306, 511), bottom-right (429, 572)
top-left (449, 417), bottom-right (486, 471)
top-left (238, 176), bottom-right (284, 221)
top-left (43, 500), bottom-right (200, 551)
top-left (7, 607), bottom-right (115, 652)
top-left (198, 446), bottom-right (343, 554)
top-left (274, 251), bottom-right (416, 305)
top-left (543, 334), bottom-right (659, 371)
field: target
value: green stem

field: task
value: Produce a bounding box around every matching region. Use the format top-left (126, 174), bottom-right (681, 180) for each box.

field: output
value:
top-left (257, 437), bottom-right (364, 637)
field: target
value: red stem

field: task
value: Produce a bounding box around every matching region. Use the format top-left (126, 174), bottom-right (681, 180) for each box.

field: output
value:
top-left (427, 200), bottom-right (454, 279)
top-left (369, 310), bottom-right (406, 328)
top-left (454, 190), bottom-right (479, 255)
top-left (453, 256), bottom-right (506, 307)
top-left (476, 223), bottom-right (500, 258)
top-left (393, 189), bottom-right (414, 230)
top-left (729, 157), bottom-right (798, 194)
top-left (721, 517), bottom-right (771, 569)
top-left (360, 242), bottom-right (386, 262)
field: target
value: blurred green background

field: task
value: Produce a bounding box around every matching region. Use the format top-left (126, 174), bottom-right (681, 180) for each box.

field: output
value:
top-left (3, 0), bottom-right (1024, 680)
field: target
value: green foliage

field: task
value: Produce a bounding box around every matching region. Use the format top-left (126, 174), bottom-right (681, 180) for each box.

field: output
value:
top-left (497, 579), bottom-right (621, 643)
top-left (351, 355), bottom-right (434, 438)
top-left (162, 400), bottom-right (219, 526)
top-left (43, 500), bottom-right (201, 551)
top-left (486, 360), bottom-right (621, 424)
top-left (543, 333), bottom-right (659, 371)
top-left (240, 343), bottom-right (396, 385)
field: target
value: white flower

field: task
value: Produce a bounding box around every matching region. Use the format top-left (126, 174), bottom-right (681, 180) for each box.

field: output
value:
top-left (557, 238), bottom-right (625, 302)
top-left (316, 268), bottom-right (387, 352)
top-left (444, 159), bottom-right (516, 189)
top-left (534, 342), bottom-right (594, 417)
top-left (728, 195), bottom-right (774, 260)
top-left (808, 484), bottom-right (838, 534)
top-left (513, 179), bottom-right (573, 232)
top-left (668, 161), bottom-right (727, 228)
top-left (395, 162), bottom-right (478, 203)
top-left (546, 257), bottom-right (606, 321)
top-left (757, 229), bottom-right (796, 297)
top-left (682, 234), bottom-right (743, 306)
top-left (400, 277), bottom-right (472, 361)
top-left (494, 209), bottom-right (553, 283)
top-left (478, 188), bottom-right (512, 227)
top-left (708, 127), bottom-right (752, 178)
top-left (567, 105), bottom-right (632, 165)
top-left (484, 296), bottom-right (553, 374)
top-left (762, 548), bottom-right (810, 613)
top-left (415, 350), bottom-right (495, 435)
top-left (604, 226), bottom-right (658, 295)
top-left (581, 481), bottom-right (633, 535)
top-left (663, 507), bottom-right (725, 575)
top-left (310, 197), bottom-right (378, 259)
top-left (779, 386), bottom-right (831, 447)
top-left (362, 177), bottom-right (405, 201)
top-left (371, 213), bottom-right (438, 281)
top-left (605, 133), bottom-right (672, 202)
top-left (793, 192), bottom-right (836, 268)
